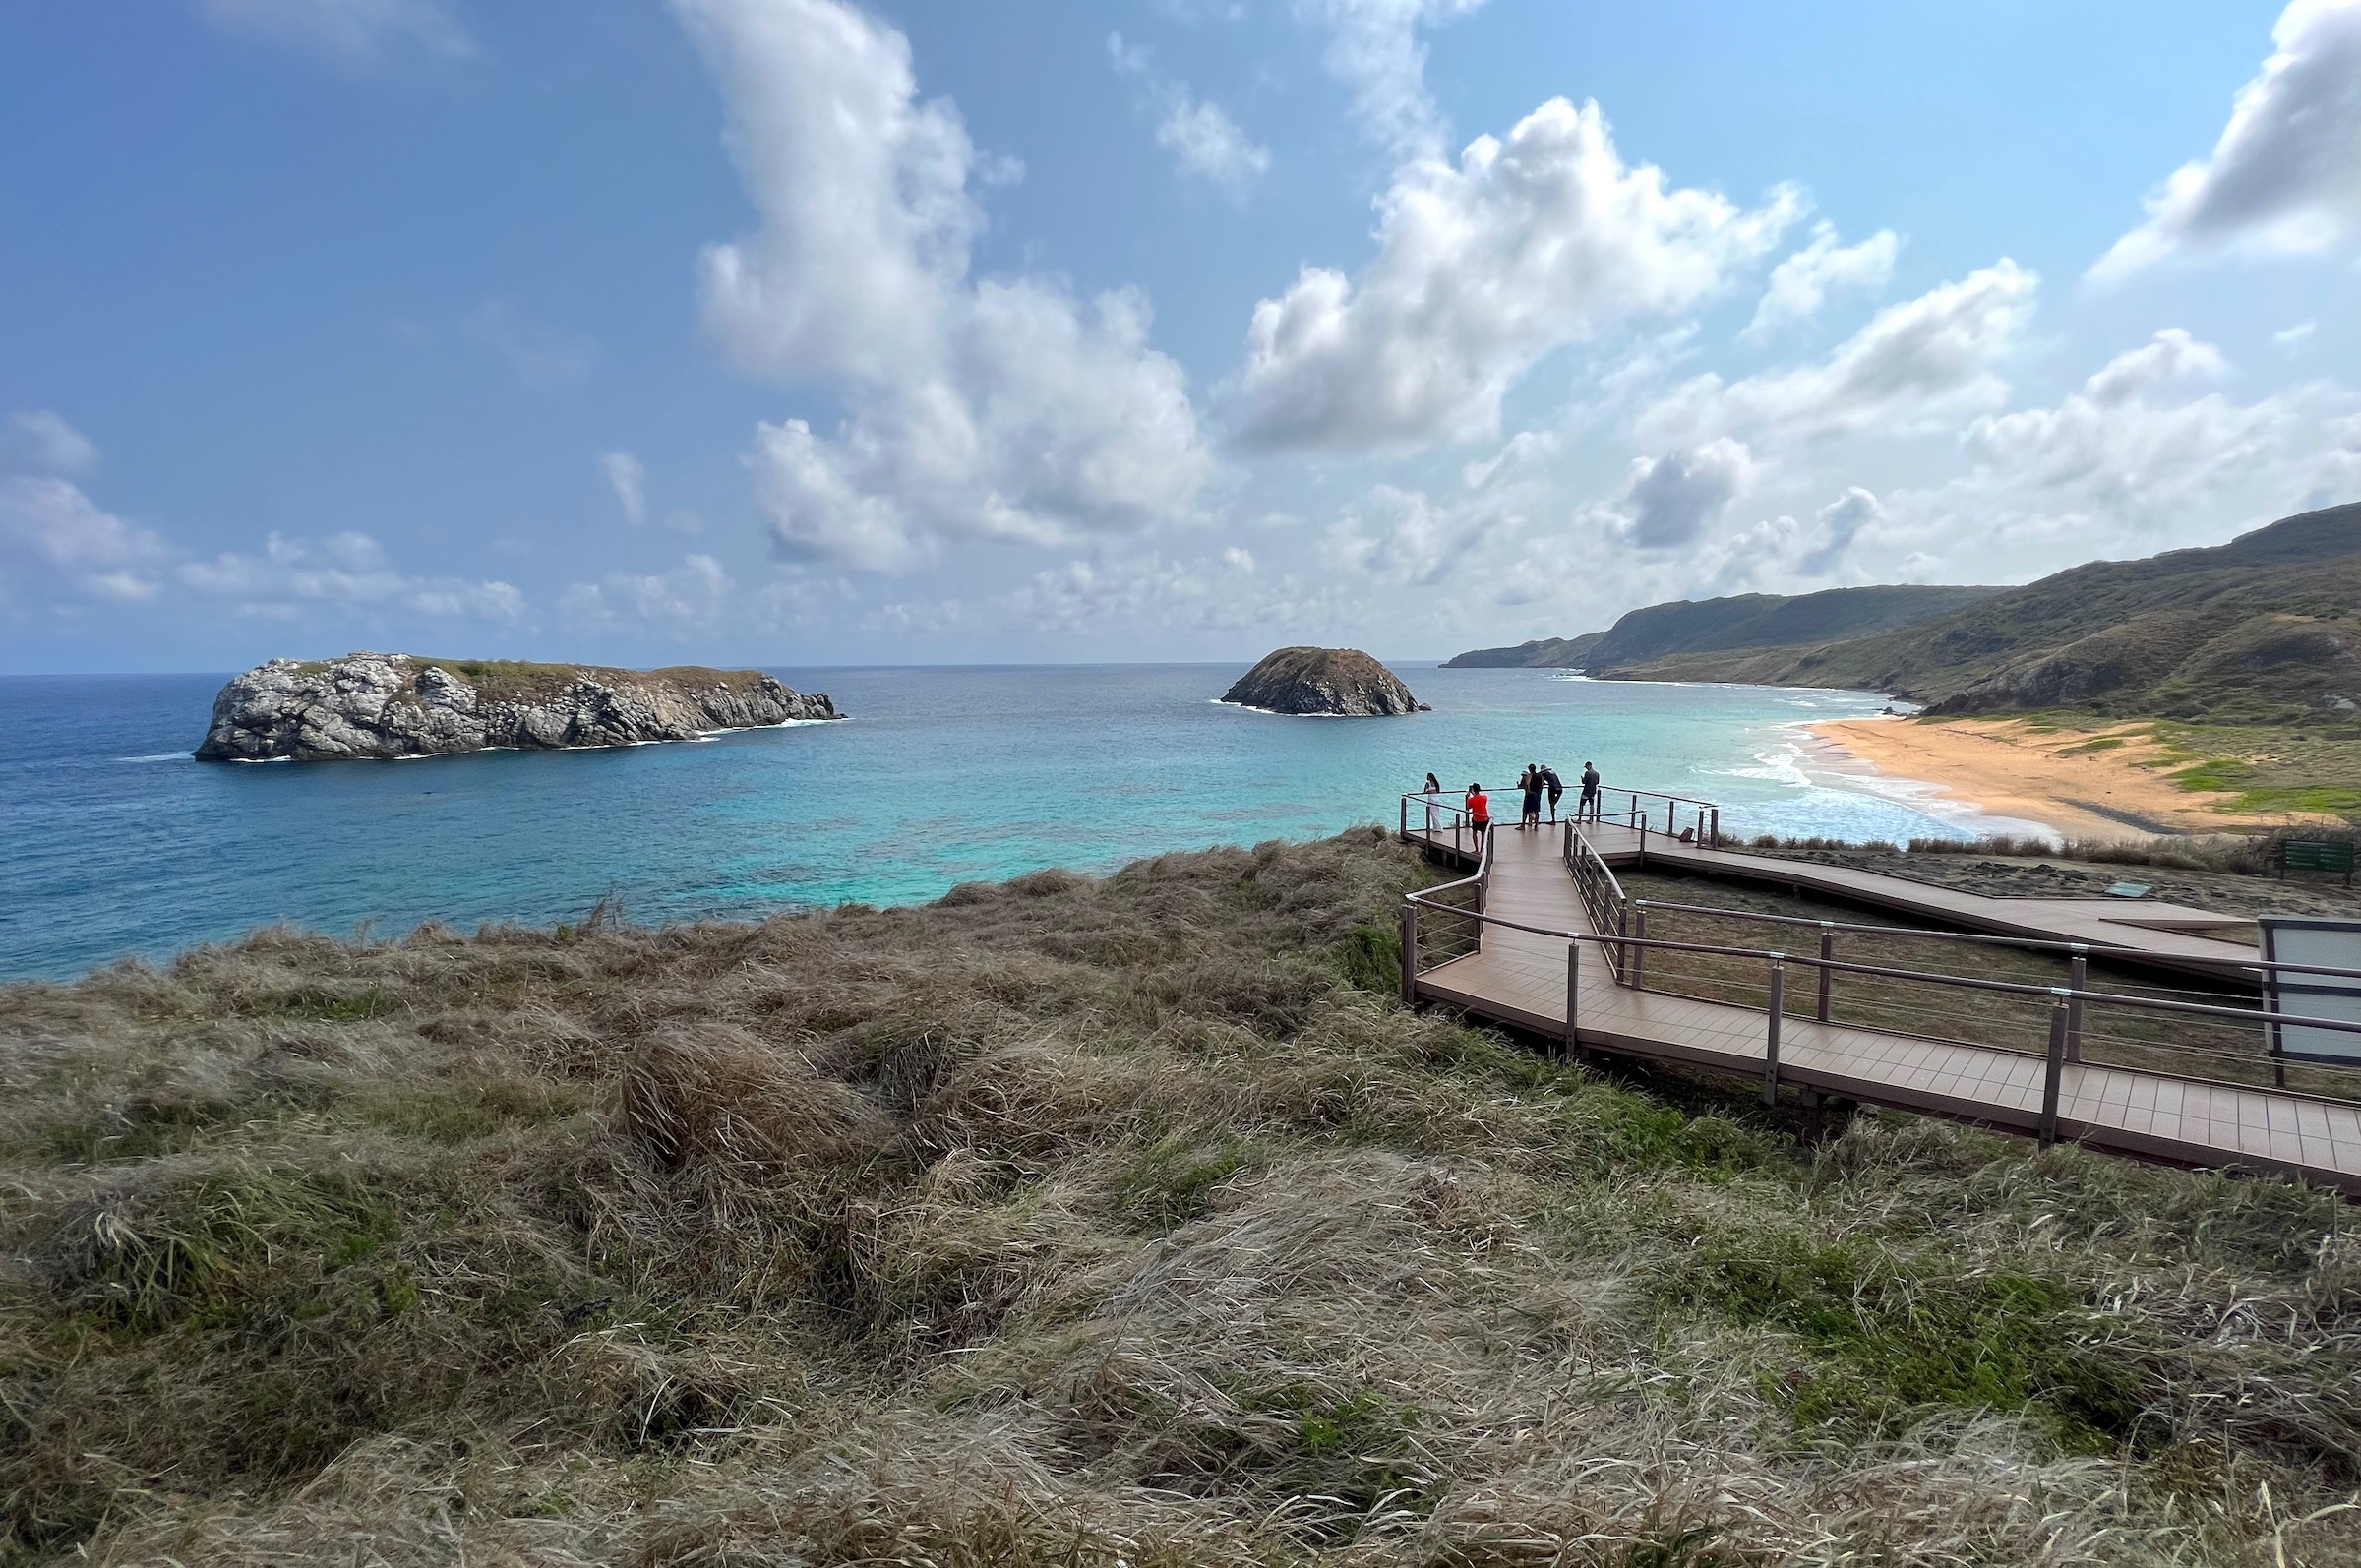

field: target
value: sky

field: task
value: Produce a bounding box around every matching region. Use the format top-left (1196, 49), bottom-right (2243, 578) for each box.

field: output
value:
top-left (3, 0), bottom-right (2358, 672)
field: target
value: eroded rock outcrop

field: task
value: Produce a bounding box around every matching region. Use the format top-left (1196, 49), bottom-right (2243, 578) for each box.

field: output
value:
top-left (196, 652), bottom-right (842, 761)
top-left (1220, 647), bottom-right (1427, 716)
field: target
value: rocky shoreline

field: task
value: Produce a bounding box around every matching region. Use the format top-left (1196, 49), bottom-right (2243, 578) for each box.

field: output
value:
top-left (195, 652), bottom-right (842, 762)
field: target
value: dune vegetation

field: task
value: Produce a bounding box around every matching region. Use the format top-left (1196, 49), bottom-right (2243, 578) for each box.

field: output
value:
top-left (4, 830), bottom-right (2360, 1566)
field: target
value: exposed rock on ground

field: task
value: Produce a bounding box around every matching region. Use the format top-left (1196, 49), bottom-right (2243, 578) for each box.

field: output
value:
top-left (1221, 646), bottom-right (1427, 716)
top-left (195, 652), bottom-right (842, 761)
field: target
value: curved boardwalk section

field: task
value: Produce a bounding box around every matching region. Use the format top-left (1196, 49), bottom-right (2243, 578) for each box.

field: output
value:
top-left (1403, 814), bottom-right (2361, 1196)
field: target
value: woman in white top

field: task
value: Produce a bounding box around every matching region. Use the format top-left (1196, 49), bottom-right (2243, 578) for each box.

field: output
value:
top-left (1422, 771), bottom-right (1443, 832)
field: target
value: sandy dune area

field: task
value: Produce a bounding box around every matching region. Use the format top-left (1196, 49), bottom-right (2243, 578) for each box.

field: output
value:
top-left (1805, 715), bottom-right (2305, 840)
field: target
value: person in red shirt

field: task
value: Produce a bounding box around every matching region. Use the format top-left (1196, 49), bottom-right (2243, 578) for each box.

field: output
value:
top-left (1465, 782), bottom-right (1489, 844)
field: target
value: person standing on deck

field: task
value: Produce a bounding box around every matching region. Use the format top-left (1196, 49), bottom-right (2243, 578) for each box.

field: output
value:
top-left (1540, 763), bottom-right (1564, 824)
top-left (1579, 761), bottom-right (1601, 821)
top-left (1465, 782), bottom-right (1489, 845)
top-left (1422, 772), bottom-right (1443, 833)
top-left (1519, 763), bottom-right (1543, 831)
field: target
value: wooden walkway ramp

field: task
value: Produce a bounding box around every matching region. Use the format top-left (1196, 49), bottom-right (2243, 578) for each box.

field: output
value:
top-left (1403, 819), bottom-right (2361, 1195)
top-left (1589, 823), bottom-right (2259, 977)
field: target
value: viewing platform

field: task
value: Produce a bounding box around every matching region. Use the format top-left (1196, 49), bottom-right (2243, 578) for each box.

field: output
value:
top-left (1397, 787), bottom-right (2361, 1195)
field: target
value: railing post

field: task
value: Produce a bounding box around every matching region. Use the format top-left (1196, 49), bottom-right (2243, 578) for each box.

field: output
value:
top-left (1638, 819), bottom-right (1648, 859)
top-left (2039, 994), bottom-right (2069, 1151)
top-left (1817, 924), bottom-right (1834, 1023)
top-left (1615, 902), bottom-right (1630, 987)
top-left (2066, 948), bottom-right (2086, 1064)
top-left (1400, 901), bottom-right (1420, 1008)
top-left (1764, 958), bottom-right (1786, 1106)
top-left (1565, 938), bottom-right (1580, 1056)
top-left (1665, 800), bottom-right (1673, 835)
top-left (1632, 906), bottom-right (1649, 992)
top-left (1400, 795), bottom-right (1408, 842)
top-left (1711, 807), bottom-right (1720, 849)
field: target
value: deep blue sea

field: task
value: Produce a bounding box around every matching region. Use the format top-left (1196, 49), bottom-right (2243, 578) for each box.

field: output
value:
top-left (0, 664), bottom-right (2036, 982)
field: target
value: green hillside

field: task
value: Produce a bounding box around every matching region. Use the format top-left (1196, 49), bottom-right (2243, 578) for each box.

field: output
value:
top-left (1444, 585), bottom-right (1998, 670)
top-left (1598, 504), bottom-right (2361, 728)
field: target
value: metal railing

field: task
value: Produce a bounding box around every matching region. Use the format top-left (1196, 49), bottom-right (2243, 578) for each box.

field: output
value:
top-left (1397, 889), bottom-right (2361, 1153)
top-left (1404, 787), bottom-right (1724, 849)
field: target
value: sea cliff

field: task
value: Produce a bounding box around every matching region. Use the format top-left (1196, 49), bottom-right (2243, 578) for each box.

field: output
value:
top-left (195, 652), bottom-right (841, 761)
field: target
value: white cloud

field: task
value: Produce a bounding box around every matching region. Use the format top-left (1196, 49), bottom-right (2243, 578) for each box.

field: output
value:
top-left (1640, 260), bottom-right (2038, 452)
top-left (1236, 97), bottom-right (1802, 452)
top-left (1582, 439), bottom-right (1758, 550)
top-left (995, 549), bottom-right (1348, 635)
top-left (177, 531), bottom-right (522, 620)
top-left (675, 0), bottom-right (1212, 572)
top-left (2093, 0), bottom-right (2361, 278)
top-left (599, 451), bottom-right (648, 526)
top-left (1741, 223), bottom-right (1899, 341)
top-left (1797, 486), bottom-right (1883, 574)
top-left (196, 0), bottom-right (471, 59)
top-left (1110, 33), bottom-right (1271, 196)
top-left (561, 555), bottom-right (734, 632)
top-left (2276, 320), bottom-right (2319, 349)
top-left (2, 411), bottom-right (100, 476)
top-left (1294, 0), bottom-right (1488, 161)
top-left (1157, 95), bottom-right (1273, 193)
top-left (1856, 331), bottom-right (2358, 577)
top-left (0, 477), bottom-right (171, 603)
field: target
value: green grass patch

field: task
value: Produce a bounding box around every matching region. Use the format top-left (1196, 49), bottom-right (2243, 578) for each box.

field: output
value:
top-left (1113, 1134), bottom-right (1266, 1230)
top-left (1656, 1229), bottom-right (2145, 1452)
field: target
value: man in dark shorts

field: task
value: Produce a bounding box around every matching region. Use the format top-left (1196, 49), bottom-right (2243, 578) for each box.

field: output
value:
top-left (1539, 763), bottom-right (1564, 823)
top-left (1519, 764), bottom-right (1543, 830)
top-left (1579, 761), bottom-right (1601, 821)
top-left (1466, 782), bottom-right (1489, 846)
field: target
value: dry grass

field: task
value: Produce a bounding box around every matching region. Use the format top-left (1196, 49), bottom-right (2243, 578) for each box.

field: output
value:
top-left (3, 830), bottom-right (2359, 1566)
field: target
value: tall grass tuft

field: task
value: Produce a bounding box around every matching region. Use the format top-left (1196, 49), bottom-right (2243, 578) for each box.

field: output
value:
top-left (2, 827), bottom-right (2358, 1565)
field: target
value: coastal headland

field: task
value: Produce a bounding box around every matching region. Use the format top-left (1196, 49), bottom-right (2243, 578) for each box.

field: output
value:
top-left (195, 651), bottom-right (842, 762)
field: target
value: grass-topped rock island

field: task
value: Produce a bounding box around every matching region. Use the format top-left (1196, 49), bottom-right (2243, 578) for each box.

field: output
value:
top-left (195, 652), bottom-right (843, 762)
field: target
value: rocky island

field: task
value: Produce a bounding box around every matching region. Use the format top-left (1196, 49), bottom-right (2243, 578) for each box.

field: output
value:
top-left (194, 651), bottom-right (842, 762)
top-left (1221, 646), bottom-right (1427, 716)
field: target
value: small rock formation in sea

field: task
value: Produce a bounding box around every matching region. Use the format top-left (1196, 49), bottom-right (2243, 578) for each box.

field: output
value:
top-left (1221, 646), bottom-right (1428, 716)
top-left (195, 652), bottom-right (843, 761)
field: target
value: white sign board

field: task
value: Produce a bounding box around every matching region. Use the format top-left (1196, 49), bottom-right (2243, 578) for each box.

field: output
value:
top-left (2260, 917), bottom-right (2361, 1064)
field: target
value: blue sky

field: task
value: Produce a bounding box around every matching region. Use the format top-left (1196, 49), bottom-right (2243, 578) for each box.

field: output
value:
top-left (2, 0), bottom-right (2356, 672)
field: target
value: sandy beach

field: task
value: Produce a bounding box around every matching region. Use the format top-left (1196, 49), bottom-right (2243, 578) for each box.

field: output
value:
top-left (1803, 715), bottom-right (2290, 841)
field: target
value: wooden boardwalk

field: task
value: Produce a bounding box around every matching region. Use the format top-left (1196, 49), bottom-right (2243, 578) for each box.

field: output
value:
top-left (1405, 819), bottom-right (2361, 1195)
top-left (1592, 824), bottom-right (2260, 976)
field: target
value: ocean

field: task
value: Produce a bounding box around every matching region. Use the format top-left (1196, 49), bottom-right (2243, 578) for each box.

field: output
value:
top-left (0, 664), bottom-right (2036, 982)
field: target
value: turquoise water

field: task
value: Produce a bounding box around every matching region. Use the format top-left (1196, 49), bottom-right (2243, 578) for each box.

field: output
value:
top-left (0, 664), bottom-right (2021, 981)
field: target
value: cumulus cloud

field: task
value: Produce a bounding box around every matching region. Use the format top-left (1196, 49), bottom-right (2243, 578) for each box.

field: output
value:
top-left (0, 477), bottom-right (172, 603)
top-left (1641, 260), bottom-right (2038, 452)
top-left (560, 555), bottom-right (734, 632)
top-left (1742, 223), bottom-right (1899, 340)
top-left (1110, 33), bottom-right (1271, 196)
top-left (1236, 97), bottom-right (1802, 452)
top-left (998, 548), bottom-right (1340, 635)
top-left (676, 0), bottom-right (1212, 572)
top-left (196, 0), bottom-right (472, 60)
top-left (1294, 0), bottom-right (1487, 160)
top-left (177, 531), bottom-right (522, 621)
top-left (2, 411), bottom-right (100, 476)
top-left (2093, 0), bottom-right (2361, 278)
top-left (1856, 330), bottom-right (2357, 577)
top-left (1797, 486), bottom-right (1883, 574)
top-left (599, 452), bottom-right (647, 526)
top-left (1583, 439), bottom-right (1758, 550)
